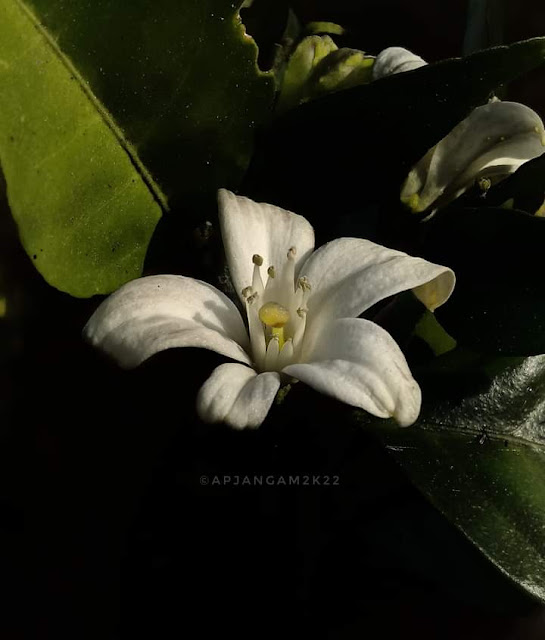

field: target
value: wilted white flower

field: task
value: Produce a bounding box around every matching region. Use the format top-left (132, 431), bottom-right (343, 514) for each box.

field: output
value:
top-left (401, 100), bottom-right (545, 216)
top-left (84, 191), bottom-right (454, 429)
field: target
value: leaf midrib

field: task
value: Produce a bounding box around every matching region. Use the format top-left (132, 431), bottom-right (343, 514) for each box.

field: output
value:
top-left (415, 422), bottom-right (545, 452)
top-left (13, 0), bottom-right (170, 213)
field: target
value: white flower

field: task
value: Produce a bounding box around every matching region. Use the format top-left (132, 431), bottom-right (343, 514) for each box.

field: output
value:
top-left (84, 191), bottom-right (455, 430)
top-left (401, 100), bottom-right (545, 216)
top-left (372, 47), bottom-right (427, 80)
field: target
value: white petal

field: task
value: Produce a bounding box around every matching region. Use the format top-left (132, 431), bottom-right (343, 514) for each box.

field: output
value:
top-left (448, 133), bottom-right (545, 200)
top-left (401, 101), bottom-right (545, 213)
top-left (218, 190), bottom-right (315, 303)
top-left (84, 275), bottom-right (251, 368)
top-left (299, 237), bottom-right (454, 357)
top-left (283, 318), bottom-right (421, 426)
top-left (372, 46), bottom-right (427, 80)
top-left (197, 363), bottom-right (281, 429)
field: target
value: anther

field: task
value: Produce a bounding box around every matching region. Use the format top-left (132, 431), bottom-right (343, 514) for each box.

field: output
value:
top-left (267, 266), bottom-right (276, 278)
top-left (477, 177), bottom-right (491, 193)
top-left (252, 254), bottom-right (263, 266)
top-left (247, 292), bottom-right (259, 305)
top-left (241, 286), bottom-right (254, 299)
top-left (297, 307), bottom-right (308, 318)
top-left (297, 276), bottom-right (311, 292)
top-left (287, 246), bottom-right (297, 260)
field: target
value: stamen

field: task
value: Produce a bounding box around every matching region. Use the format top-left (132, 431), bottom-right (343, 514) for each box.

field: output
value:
top-left (287, 246), bottom-right (297, 260)
top-left (267, 266), bottom-right (276, 279)
top-left (292, 303), bottom-right (308, 357)
top-left (264, 336), bottom-right (280, 370)
top-left (246, 293), bottom-right (266, 370)
top-left (277, 339), bottom-right (294, 370)
top-left (294, 277), bottom-right (311, 312)
top-left (251, 255), bottom-right (264, 295)
top-left (241, 286), bottom-right (254, 299)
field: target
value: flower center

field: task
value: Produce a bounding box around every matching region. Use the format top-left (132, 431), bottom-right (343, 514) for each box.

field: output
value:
top-left (259, 301), bottom-right (290, 348)
top-left (241, 247), bottom-right (311, 372)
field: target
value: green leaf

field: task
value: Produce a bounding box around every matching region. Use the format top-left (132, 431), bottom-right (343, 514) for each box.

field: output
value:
top-left (27, 0), bottom-right (275, 205)
top-left (463, 0), bottom-right (506, 56)
top-left (422, 206), bottom-right (545, 355)
top-left (304, 22), bottom-right (345, 37)
top-left (0, 0), bottom-right (164, 297)
top-left (240, 0), bottom-right (292, 73)
top-left (413, 310), bottom-right (457, 356)
top-left (244, 38), bottom-right (545, 237)
top-left (367, 355), bottom-right (545, 603)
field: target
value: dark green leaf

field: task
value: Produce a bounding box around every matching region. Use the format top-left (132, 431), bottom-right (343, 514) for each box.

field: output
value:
top-left (422, 206), bottom-right (545, 355)
top-left (28, 0), bottom-right (275, 207)
top-left (463, 0), bottom-right (506, 56)
top-left (240, 0), bottom-right (291, 71)
top-left (366, 354), bottom-right (545, 602)
top-left (0, 0), bottom-right (164, 297)
top-left (413, 310), bottom-right (457, 356)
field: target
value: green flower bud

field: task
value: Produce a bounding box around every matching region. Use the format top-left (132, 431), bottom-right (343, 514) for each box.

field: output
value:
top-left (277, 35), bottom-right (338, 114)
top-left (307, 48), bottom-right (375, 97)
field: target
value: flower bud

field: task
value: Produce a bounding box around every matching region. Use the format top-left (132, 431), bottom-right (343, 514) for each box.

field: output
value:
top-left (373, 46), bottom-right (427, 80)
top-left (277, 35), bottom-right (338, 113)
top-left (308, 48), bottom-right (375, 97)
top-left (401, 101), bottom-right (545, 216)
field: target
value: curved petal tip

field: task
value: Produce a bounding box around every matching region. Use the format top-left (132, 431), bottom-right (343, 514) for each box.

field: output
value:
top-left (197, 363), bottom-right (281, 429)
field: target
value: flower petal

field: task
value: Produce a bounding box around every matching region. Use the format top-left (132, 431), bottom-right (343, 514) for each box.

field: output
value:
top-left (448, 133), bottom-right (545, 197)
top-left (372, 46), bottom-right (427, 79)
top-left (84, 275), bottom-right (251, 368)
top-left (283, 318), bottom-right (421, 426)
top-left (218, 190), bottom-right (315, 303)
top-left (197, 363), bottom-right (281, 429)
top-left (299, 237), bottom-right (454, 356)
top-left (401, 101), bottom-right (545, 214)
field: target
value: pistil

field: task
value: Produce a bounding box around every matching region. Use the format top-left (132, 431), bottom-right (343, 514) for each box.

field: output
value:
top-left (259, 301), bottom-right (290, 349)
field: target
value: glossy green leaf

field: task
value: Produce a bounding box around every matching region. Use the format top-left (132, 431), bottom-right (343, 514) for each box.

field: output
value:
top-left (243, 37), bottom-right (545, 237)
top-left (27, 0), bottom-right (275, 206)
top-left (0, 0), bottom-right (164, 297)
top-left (422, 206), bottom-right (545, 355)
top-left (366, 355), bottom-right (545, 602)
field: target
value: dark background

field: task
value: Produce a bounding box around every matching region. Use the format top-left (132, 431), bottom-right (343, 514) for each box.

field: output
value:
top-left (1, 1), bottom-right (545, 638)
